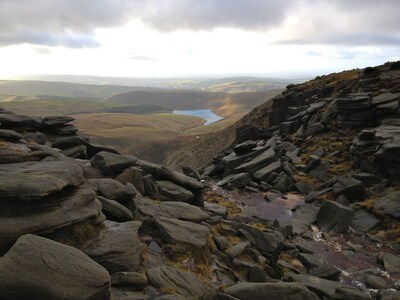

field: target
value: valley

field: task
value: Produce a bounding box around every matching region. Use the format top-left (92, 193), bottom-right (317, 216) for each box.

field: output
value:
top-left (0, 79), bottom-right (283, 169)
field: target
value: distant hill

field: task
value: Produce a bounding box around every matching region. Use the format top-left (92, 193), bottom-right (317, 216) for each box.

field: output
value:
top-left (169, 77), bottom-right (291, 93)
top-left (105, 89), bottom-right (282, 117)
top-left (0, 80), bottom-right (159, 100)
top-left (105, 90), bottom-right (224, 109)
top-left (18, 74), bottom-right (297, 93)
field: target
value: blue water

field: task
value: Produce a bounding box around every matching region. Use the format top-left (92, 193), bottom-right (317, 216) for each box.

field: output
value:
top-left (173, 109), bottom-right (223, 125)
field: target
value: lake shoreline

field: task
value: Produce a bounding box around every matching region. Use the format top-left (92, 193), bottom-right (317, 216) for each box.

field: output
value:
top-left (173, 109), bottom-right (224, 125)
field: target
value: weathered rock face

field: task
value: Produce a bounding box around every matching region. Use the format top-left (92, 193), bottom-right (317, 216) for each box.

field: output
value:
top-left (373, 191), bottom-right (400, 219)
top-left (156, 180), bottom-right (194, 202)
top-left (332, 176), bottom-right (365, 202)
top-left (317, 201), bottom-right (354, 233)
top-left (0, 234), bottom-right (111, 300)
top-left (217, 172), bottom-right (251, 189)
top-left (135, 199), bottom-right (210, 223)
top-left (146, 266), bottom-right (207, 298)
top-left (155, 217), bottom-right (210, 247)
top-left (81, 220), bottom-right (142, 274)
top-left (0, 185), bottom-right (102, 248)
top-left (0, 160), bottom-right (85, 200)
top-left (91, 151), bottom-right (137, 176)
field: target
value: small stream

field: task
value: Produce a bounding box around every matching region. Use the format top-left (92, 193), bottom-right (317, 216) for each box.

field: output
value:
top-left (213, 186), bottom-right (400, 289)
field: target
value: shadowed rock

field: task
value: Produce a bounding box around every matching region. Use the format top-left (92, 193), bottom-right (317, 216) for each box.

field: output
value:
top-left (156, 180), bottom-right (194, 202)
top-left (0, 185), bottom-right (101, 248)
top-left (373, 191), bottom-right (400, 218)
top-left (98, 196), bottom-right (134, 222)
top-left (0, 234), bottom-right (111, 300)
top-left (217, 173), bottom-right (251, 189)
top-left (82, 220), bottom-right (142, 274)
top-left (137, 160), bottom-right (204, 191)
top-left (0, 129), bottom-right (23, 141)
top-left (147, 266), bottom-right (206, 297)
top-left (316, 200), bottom-right (354, 233)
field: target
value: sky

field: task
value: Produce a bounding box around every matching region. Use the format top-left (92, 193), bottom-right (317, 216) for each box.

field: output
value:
top-left (0, 0), bottom-right (399, 79)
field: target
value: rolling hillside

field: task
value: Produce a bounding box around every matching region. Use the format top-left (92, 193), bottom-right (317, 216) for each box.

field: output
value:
top-left (105, 89), bottom-right (282, 117)
top-left (0, 80), bottom-right (158, 99)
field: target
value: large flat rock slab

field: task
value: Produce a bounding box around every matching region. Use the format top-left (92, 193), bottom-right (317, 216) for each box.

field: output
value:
top-left (135, 199), bottom-right (210, 223)
top-left (0, 234), bottom-right (110, 300)
top-left (0, 160), bottom-right (85, 200)
top-left (156, 180), bottom-right (194, 202)
top-left (146, 266), bottom-right (206, 298)
top-left (374, 191), bottom-right (400, 219)
top-left (82, 220), bottom-right (142, 274)
top-left (0, 185), bottom-right (101, 248)
top-left (91, 151), bottom-right (137, 176)
top-left (234, 147), bottom-right (276, 174)
top-left (155, 217), bottom-right (210, 247)
top-left (137, 160), bottom-right (204, 191)
top-left (316, 200), bottom-right (354, 233)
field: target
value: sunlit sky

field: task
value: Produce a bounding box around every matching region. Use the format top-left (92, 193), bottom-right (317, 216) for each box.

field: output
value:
top-left (0, 0), bottom-right (399, 79)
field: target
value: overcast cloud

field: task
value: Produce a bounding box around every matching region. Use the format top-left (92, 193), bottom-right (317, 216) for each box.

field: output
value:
top-left (0, 0), bottom-right (399, 48)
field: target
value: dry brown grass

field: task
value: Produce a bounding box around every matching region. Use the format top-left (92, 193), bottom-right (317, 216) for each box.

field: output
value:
top-left (53, 220), bottom-right (102, 248)
top-left (352, 197), bottom-right (378, 211)
top-left (204, 191), bottom-right (241, 217)
top-left (163, 240), bottom-right (215, 280)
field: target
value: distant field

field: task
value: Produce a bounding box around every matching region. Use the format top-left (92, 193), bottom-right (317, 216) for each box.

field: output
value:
top-left (72, 112), bottom-right (205, 154)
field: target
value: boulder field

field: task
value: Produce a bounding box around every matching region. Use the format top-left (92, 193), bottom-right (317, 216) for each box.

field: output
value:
top-left (0, 61), bottom-right (399, 299)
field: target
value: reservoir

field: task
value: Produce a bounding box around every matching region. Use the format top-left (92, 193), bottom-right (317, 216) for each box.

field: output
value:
top-left (173, 109), bottom-right (223, 125)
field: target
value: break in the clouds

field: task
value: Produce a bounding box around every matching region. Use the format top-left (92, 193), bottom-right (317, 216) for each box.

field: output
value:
top-left (0, 0), bottom-right (399, 48)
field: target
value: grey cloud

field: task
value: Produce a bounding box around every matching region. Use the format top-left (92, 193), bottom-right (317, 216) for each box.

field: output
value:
top-left (279, 33), bottom-right (400, 46)
top-left (0, 31), bottom-right (99, 48)
top-left (140, 0), bottom-right (296, 31)
top-left (0, 0), bottom-right (130, 47)
top-left (276, 0), bottom-right (400, 45)
top-left (0, 0), bottom-right (399, 47)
